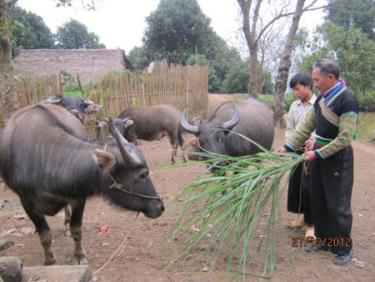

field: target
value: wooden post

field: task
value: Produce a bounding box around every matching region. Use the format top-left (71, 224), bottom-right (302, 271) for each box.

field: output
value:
top-left (76, 74), bottom-right (85, 96)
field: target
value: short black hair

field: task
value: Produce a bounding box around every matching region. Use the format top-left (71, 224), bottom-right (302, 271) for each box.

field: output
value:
top-left (313, 58), bottom-right (340, 79)
top-left (289, 73), bottom-right (313, 89)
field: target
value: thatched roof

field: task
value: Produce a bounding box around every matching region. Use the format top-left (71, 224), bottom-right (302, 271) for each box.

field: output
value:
top-left (12, 49), bottom-right (131, 85)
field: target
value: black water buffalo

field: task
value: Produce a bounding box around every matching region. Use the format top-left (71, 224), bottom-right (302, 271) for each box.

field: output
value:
top-left (0, 104), bottom-right (164, 265)
top-left (118, 105), bottom-right (185, 163)
top-left (180, 98), bottom-right (274, 158)
top-left (43, 96), bottom-right (101, 121)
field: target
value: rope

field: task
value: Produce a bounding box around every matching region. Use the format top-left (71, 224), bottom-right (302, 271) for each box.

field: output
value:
top-left (93, 214), bottom-right (138, 276)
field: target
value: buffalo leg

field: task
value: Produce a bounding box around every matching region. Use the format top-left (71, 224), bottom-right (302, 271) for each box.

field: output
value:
top-left (21, 200), bottom-right (56, 265)
top-left (64, 205), bottom-right (71, 226)
top-left (169, 137), bottom-right (178, 164)
top-left (180, 144), bottom-right (187, 162)
top-left (69, 199), bottom-right (87, 264)
top-left (64, 205), bottom-right (72, 236)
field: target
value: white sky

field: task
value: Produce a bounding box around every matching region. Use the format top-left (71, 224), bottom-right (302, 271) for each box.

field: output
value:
top-left (17, 0), bottom-right (326, 55)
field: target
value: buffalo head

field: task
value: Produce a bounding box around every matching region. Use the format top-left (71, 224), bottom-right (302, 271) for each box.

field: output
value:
top-left (98, 118), bottom-right (164, 218)
top-left (180, 104), bottom-right (240, 157)
top-left (43, 96), bottom-right (101, 121)
top-left (97, 118), bottom-right (135, 142)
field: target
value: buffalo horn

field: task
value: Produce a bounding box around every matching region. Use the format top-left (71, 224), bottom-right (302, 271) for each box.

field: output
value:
top-left (107, 117), bottom-right (142, 167)
top-left (42, 97), bottom-right (62, 104)
top-left (180, 109), bottom-right (199, 134)
top-left (222, 104), bottom-right (240, 130)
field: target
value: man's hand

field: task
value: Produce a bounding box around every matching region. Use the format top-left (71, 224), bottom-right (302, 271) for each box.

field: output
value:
top-left (278, 147), bottom-right (287, 153)
top-left (304, 150), bottom-right (316, 161)
top-left (305, 139), bottom-right (316, 152)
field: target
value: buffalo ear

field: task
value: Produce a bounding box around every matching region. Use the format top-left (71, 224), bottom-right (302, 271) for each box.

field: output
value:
top-left (123, 119), bottom-right (134, 128)
top-left (93, 149), bottom-right (116, 173)
top-left (97, 121), bottom-right (107, 128)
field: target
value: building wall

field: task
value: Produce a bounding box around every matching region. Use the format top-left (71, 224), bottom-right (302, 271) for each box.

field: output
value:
top-left (12, 49), bottom-right (126, 85)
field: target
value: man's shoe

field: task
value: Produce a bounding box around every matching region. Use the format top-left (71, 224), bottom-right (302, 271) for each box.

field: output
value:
top-left (305, 245), bottom-right (330, 253)
top-left (287, 221), bottom-right (304, 229)
top-left (334, 250), bottom-right (353, 265)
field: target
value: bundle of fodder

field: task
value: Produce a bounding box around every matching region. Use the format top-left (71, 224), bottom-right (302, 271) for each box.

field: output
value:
top-left (170, 143), bottom-right (304, 278)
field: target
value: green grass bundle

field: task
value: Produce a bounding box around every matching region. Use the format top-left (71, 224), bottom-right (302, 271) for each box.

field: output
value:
top-left (170, 143), bottom-right (304, 278)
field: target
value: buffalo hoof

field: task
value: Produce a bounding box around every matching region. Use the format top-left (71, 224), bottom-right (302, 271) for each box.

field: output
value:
top-left (64, 229), bottom-right (71, 237)
top-left (72, 255), bottom-right (88, 265)
top-left (44, 256), bottom-right (56, 266)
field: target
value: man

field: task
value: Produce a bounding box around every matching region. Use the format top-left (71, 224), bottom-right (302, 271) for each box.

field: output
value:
top-left (285, 73), bottom-right (316, 239)
top-left (279, 59), bottom-right (359, 265)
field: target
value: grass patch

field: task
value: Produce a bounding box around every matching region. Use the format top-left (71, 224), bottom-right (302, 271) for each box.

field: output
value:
top-left (356, 112), bottom-right (375, 140)
top-left (256, 94), bottom-right (274, 109)
top-left (64, 90), bottom-right (82, 97)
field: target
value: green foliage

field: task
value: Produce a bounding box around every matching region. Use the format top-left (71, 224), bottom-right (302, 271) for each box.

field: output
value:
top-left (283, 93), bottom-right (297, 112)
top-left (128, 46), bottom-right (150, 70)
top-left (144, 0), bottom-right (212, 64)
top-left (327, 0), bottom-right (375, 41)
top-left (298, 23), bottom-right (375, 96)
top-left (142, 0), bottom-right (245, 92)
top-left (171, 140), bottom-right (304, 278)
top-left (356, 112), bottom-right (375, 139)
top-left (56, 19), bottom-right (105, 49)
top-left (63, 90), bottom-right (82, 97)
top-left (207, 66), bottom-right (223, 93)
top-left (357, 91), bottom-right (375, 112)
top-left (11, 7), bottom-right (54, 57)
top-left (60, 70), bottom-right (78, 91)
top-left (185, 54), bottom-right (208, 66)
top-left (256, 94), bottom-right (274, 109)
top-left (261, 71), bottom-right (274, 95)
top-left (223, 61), bottom-right (249, 93)
top-left (320, 23), bottom-right (375, 96)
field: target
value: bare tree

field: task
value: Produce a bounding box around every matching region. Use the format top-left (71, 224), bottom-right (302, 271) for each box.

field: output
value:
top-left (237, 0), bottom-right (330, 99)
top-left (237, 0), bottom-right (298, 97)
top-left (273, 0), bottom-right (307, 127)
top-left (273, 0), bottom-right (334, 127)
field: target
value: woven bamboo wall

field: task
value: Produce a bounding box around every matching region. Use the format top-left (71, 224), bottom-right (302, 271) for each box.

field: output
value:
top-left (4, 63), bottom-right (208, 139)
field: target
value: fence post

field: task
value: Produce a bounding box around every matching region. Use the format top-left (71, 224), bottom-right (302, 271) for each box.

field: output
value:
top-left (185, 66), bottom-right (190, 109)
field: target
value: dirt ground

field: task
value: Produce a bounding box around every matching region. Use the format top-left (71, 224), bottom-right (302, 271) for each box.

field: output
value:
top-left (1, 95), bottom-right (374, 281)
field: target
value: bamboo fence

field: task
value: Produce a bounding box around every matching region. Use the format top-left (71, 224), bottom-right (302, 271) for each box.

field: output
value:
top-left (1, 62), bottom-right (208, 140)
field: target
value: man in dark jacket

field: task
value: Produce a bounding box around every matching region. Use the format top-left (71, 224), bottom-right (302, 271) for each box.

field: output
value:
top-left (279, 58), bottom-right (358, 265)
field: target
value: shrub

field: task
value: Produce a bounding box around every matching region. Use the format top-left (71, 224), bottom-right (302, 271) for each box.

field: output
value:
top-left (284, 92), bottom-right (297, 112)
top-left (256, 94), bottom-right (274, 109)
top-left (357, 91), bottom-right (375, 112)
top-left (60, 70), bottom-right (78, 92)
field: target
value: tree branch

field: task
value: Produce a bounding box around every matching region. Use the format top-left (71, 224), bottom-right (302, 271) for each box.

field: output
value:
top-left (255, 0), bottom-right (333, 45)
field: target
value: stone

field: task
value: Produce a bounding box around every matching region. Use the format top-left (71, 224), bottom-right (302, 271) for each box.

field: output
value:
top-left (0, 256), bottom-right (22, 282)
top-left (22, 265), bottom-right (92, 282)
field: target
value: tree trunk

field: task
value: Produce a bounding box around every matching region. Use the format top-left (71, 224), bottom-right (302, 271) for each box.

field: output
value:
top-left (0, 0), bottom-right (19, 121)
top-left (248, 46), bottom-right (259, 97)
top-left (238, 0), bottom-right (261, 98)
top-left (273, 0), bottom-right (306, 127)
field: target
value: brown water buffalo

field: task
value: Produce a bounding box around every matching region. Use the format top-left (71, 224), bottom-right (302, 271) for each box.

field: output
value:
top-left (180, 97), bottom-right (274, 158)
top-left (117, 105), bottom-right (186, 163)
top-left (0, 104), bottom-right (164, 265)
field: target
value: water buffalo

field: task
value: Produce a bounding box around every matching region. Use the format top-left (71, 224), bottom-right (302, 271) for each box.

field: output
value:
top-left (42, 96), bottom-right (101, 121)
top-left (0, 104), bottom-right (164, 265)
top-left (118, 105), bottom-right (186, 163)
top-left (96, 118), bottom-right (135, 142)
top-left (180, 97), bottom-right (274, 158)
